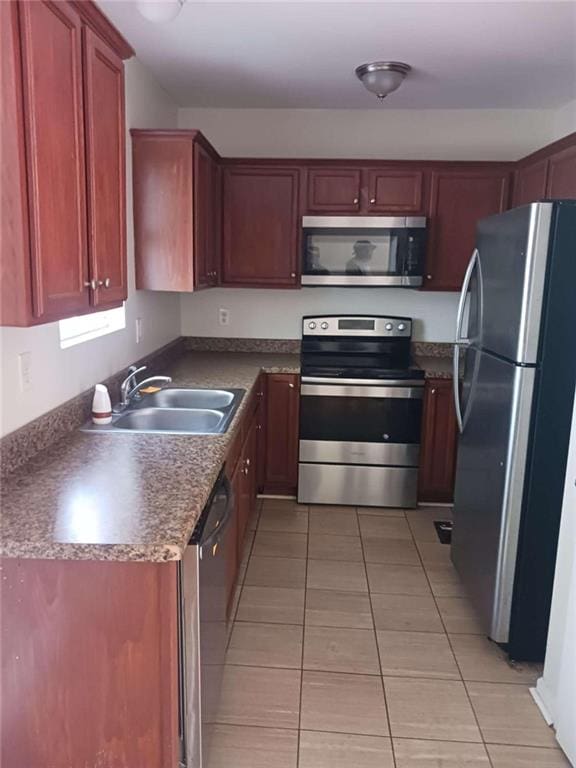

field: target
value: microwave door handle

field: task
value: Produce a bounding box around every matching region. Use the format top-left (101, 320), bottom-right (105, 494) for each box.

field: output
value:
top-left (453, 248), bottom-right (478, 432)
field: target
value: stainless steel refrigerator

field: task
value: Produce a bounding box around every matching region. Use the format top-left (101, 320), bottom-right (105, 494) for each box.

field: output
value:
top-left (451, 200), bottom-right (576, 662)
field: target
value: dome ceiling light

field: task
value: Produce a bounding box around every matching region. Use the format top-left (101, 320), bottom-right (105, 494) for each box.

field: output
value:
top-left (136, 0), bottom-right (186, 24)
top-left (355, 61), bottom-right (412, 101)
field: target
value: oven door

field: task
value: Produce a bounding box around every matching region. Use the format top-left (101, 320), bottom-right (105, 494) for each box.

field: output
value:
top-left (298, 380), bottom-right (424, 507)
top-left (301, 217), bottom-right (426, 287)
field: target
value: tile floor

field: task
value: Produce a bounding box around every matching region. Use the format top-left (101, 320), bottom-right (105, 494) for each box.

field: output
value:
top-left (208, 499), bottom-right (570, 768)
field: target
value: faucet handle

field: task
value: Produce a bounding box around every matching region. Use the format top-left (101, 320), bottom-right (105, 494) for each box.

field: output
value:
top-left (128, 364), bottom-right (146, 376)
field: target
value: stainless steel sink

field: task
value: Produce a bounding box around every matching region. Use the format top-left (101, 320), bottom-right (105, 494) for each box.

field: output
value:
top-left (134, 387), bottom-right (237, 410)
top-left (81, 387), bottom-right (245, 435)
top-left (114, 407), bottom-right (225, 434)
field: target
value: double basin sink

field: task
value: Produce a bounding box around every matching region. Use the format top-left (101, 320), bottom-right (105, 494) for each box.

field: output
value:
top-left (82, 388), bottom-right (245, 435)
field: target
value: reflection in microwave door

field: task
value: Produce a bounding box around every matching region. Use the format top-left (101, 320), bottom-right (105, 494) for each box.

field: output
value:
top-left (345, 239), bottom-right (377, 275)
top-left (306, 245), bottom-right (330, 274)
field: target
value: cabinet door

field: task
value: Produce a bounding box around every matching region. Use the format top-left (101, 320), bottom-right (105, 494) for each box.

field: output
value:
top-left (364, 168), bottom-right (425, 213)
top-left (83, 27), bottom-right (126, 308)
top-left (193, 142), bottom-right (217, 289)
top-left (222, 166), bottom-right (299, 286)
top-left (418, 379), bottom-right (458, 503)
top-left (425, 168), bottom-right (510, 291)
top-left (546, 145), bottom-right (576, 199)
top-left (264, 373), bottom-right (300, 494)
top-left (1, 0), bottom-right (32, 326)
top-left (512, 157), bottom-right (548, 207)
top-left (306, 168), bottom-right (361, 213)
top-left (19, 0), bottom-right (89, 320)
top-left (132, 134), bottom-right (194, 291)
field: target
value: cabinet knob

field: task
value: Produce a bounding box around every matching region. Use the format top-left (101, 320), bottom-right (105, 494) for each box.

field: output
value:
top-left (245, 458), bottom-right (251, 467)
top-left (431, 388), bottom-right (436, 394)
top-left (98, 277), bottom-right (111, 289)
top-left (291, 272), bottom-right (296, 278)
top-left (370, 198), bottom-right (376, 204)
top-left (353, 198), bottom-right (359, 204)
top-left (84, 279), bottom-right (97, 290)
top-left (427, 274), bottom-right (433, 280)
top-left (288, 383), bottom-right (295, 389)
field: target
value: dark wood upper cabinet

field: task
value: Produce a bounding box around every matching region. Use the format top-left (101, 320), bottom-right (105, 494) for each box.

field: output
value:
top-left (512, 157), bottom-right (549, 207)
top-left (222, 166), bottom-right (300, 286)
top-left (1, 0), bottom-right (132, 326)
top-left (425, 167), bottom-right (510, 291)
top-left (546, 144), bottom-right (576, 199)
top-left (263, 373), bottom-right (300, 494)
top-left (365, 167), bottom-right (425, 213)
top-left (19, 0), bottom-right (90, 321)
top-left (131, 130), bottom-right (220, 292)
top-left (306, 168), bottom-right (362, 213)
top-left (418, 378), bottom-right (458, 503)
top-left (83, 27), bottom-right (127, 308)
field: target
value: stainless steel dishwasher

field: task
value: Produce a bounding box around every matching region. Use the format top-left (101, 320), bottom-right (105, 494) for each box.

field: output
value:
top-left (178, 469), bottom-right (234, 768)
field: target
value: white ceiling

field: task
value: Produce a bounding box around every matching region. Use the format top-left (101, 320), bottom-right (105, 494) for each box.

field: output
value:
top-left (99, 1), bottom-right (576, 109)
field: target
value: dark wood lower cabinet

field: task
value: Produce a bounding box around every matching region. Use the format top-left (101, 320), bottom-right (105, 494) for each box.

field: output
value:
top-left (1, 558), bottom-right (179, 768)
top-left (418, 378), bottom-right (459, 503)
top-left (263, 373), bottom-right (300, 495)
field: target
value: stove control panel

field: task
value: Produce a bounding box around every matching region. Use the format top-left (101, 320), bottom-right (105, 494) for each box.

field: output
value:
top-left (303, 316), bottom-right (412, 338)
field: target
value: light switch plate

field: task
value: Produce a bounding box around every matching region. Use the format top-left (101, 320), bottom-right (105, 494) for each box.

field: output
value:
top-left (18, 351), bottom-right (32, 392)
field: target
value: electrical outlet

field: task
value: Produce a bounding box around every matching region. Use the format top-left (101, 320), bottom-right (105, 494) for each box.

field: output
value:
top-left (218, 308), bottom-right (230, 327)
top-left (135, 317), bottom-right (143, 344)
top-left (18, 351), bottom-right (32, 392)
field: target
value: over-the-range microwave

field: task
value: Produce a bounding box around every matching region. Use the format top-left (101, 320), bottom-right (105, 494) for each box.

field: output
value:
top-left (301, 216), bottom-right (426, 287)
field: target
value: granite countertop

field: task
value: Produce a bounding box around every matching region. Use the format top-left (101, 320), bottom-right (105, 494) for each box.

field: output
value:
top-left (414, 355), bottom-right (455, 379)
top-left (0, 353), bottom-right (299, 563)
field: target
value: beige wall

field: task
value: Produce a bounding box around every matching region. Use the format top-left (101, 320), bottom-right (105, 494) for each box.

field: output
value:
top-left (551, 100), bottom-right (576, 142)
top-left (178, 106), bottom-right (553, 160)
top-left (0, 59), bottom-right (181, 437)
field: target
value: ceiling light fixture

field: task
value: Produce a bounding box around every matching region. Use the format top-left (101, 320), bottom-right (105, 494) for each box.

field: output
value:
top-left (136, 0), bottom-right (185, 24)
top-left (355, 61), bottom-right (412, 101)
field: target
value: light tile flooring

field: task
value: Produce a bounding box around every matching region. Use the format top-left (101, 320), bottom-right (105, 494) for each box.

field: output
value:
top-left (209, 499), bottom-right (570, 768)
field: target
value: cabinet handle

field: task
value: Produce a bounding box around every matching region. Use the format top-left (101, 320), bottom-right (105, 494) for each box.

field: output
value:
top-left (98, 277), bottom-right (111, 289)
top-left (84, 279), bottom-right (97, 290)
top-left (370, 198), bottom-right (376, 204)
top-left (353, 197), bottom-right (359, 204)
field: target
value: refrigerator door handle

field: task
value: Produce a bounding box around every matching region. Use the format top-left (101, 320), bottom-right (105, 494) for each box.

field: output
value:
top-left (453, 248), bottom-right (478, 432)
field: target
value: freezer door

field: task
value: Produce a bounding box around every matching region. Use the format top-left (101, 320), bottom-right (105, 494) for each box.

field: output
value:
top-left (475, 203), bottom-right (552, 364)
top-left (451, 350), bottom-right (535, 642)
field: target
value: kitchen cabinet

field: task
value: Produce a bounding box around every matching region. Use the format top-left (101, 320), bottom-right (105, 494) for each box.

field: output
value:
top-left (221, 165), bottom-right (300, 286)
top-left (83, 27), bottom-right (127, 307)
top-left (131, 130), bottom-right (220, 292)
top-left (1, 558), bottom-right (179, 768)
top-left (306, 168), bottom-right (362, 213)
top-left (425, 167), bottom-right (511, 291)
top-left (546, 144), bottom-right (576, 199)
top-left (1, 0), bottom-right (132, 326)
top-left (512, 133), bottom-right (576, 206)
top-left (512, 157), bottom-right (549, 207)
top-left (263, 373), bottom-right (300, 495)
top-left (418, 378), bottom-right (458, 503)
top-left (305, 165), bottom-right (425, 214)
top-left (365, 167), bottom-right (425, 213)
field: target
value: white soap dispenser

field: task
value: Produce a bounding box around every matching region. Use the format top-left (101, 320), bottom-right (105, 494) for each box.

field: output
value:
top-left (91, 384), bottom-right (112, 425)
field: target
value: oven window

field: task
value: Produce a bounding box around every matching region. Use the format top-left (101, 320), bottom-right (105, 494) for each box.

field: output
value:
top-left (300, 394), bottom-right (423, 444)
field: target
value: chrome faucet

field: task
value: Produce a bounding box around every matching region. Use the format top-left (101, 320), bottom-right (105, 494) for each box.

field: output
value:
top-left (118, 365), bottom-right (172, 409)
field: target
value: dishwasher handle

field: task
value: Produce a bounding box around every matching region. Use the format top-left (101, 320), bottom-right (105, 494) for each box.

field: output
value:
top-left (198, 475), bottom-right (234, 555)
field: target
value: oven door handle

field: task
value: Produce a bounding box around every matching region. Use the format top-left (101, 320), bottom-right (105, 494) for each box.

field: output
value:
top-left (300, 384), bottom-right (424, 399)
top-left (301, 376), bottom-right (425, 386)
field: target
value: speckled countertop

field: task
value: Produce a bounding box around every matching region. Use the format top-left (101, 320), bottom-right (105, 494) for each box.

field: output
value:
top-left (0, 353), bottom-right (299, 563)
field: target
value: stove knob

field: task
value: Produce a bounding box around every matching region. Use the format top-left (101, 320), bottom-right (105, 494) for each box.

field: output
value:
top-left (385, 322), bottom-right (393, 331)
top-left (321, 322), bottom-right (329, 330)
top-left (397, 322), bottom-right (406, 331)
top-left (308, 321), bottom-right (317, 330)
